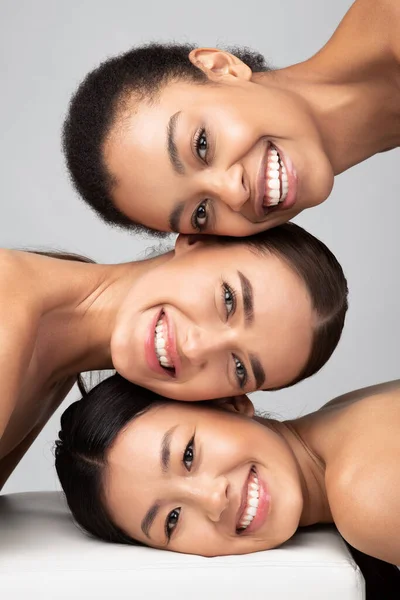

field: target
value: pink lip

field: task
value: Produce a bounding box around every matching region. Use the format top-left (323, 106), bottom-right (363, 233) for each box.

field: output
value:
top-left (236, 466), bottom-right (271, 535)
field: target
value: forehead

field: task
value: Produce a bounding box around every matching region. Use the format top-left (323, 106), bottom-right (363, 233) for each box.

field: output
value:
top-left (105, 403), bottom-right (218, 512)
top-left (107, 403), bottom-right (202, 477)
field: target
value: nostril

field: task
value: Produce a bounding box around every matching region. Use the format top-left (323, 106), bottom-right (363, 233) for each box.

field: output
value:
top-left (223, 479), bottom-right (230, 500)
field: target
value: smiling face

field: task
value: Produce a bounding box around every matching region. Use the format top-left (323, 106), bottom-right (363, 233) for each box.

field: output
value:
top-left (110, 236), bottom-right (314, 400)
top-left (104, 400), bottom-right (304, 556)
top-left (105, 50), bottom-right (334, 235)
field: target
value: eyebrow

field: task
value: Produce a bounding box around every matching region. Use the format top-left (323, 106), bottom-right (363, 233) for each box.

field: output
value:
top-left (238, 271), bottom-right (254, 325)
top-left (141, 503), bottom-right (160, 540)
top-left (249, 353), bottom-right (266, 390)
top-left (161, 425), bottom-right (177, 473)
top-left (167, 111), bottom-right (185, 175)
top-left (140, 425), bottom-right (178, 539)
top-left (237, 270), bottom-right (266, 389)
top-left (169, 201), bottom-right (185, 233)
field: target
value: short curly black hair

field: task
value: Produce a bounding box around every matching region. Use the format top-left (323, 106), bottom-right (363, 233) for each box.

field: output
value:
top-left (62, 43), bottom-right (270, 235)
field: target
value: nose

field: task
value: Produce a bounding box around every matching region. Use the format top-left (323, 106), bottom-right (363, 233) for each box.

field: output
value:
top-left (181, 325), bottom-right (234, 366)
top-left (210, 164), bottom-right (249, 212)
top-left (186, 474), bottom-right (229, 522)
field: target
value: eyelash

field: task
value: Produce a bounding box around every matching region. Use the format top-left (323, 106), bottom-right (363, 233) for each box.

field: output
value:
top-left (222, 282), bottom-right (236, 320)
top-left (191, 200), bottom-right (209, 232)
top-left (165, 435), bottom-right (195, 541)
top-left (193, 128), bottom-right (208, 164)
top-left (221, 283), bottom-right (248, 389)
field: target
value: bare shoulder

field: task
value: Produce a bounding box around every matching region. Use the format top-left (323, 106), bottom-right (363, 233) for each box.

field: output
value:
top-left (327, 453), bottom-right (400, 564)
top-left (0, 249), bottom-right (42, 313)
top-left (315, 0), bottom-right (400, 72)
top-left (0, 248), bottom-right (36, 287)
top-left (325, 380), bottom-right (400, 563)
top-left (321, 379), bottom-right (400, 411)
top-left (0, 248), bottom-right (24, 276)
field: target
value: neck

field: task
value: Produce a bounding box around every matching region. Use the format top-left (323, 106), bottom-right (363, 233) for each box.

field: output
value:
top-left (255, 54), bottom-right (400, 175)
top-left (256, 416), bottom-right (332, 526)
top-left (36, 251), bottom-right (172, 383)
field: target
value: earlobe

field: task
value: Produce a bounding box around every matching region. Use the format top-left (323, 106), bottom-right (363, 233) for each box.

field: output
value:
top-left (174, 233), bottom-right (197, 256)
top-left (174, 233), bottom-right (217, 257)
top-left (215, 395), bottom-right (255, 417)
top-left (189, 48), bottom-right (252, 82)
top-left (233, 395), bottom-right (255, 417)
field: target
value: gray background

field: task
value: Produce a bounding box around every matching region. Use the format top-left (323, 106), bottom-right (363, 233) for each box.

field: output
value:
top-left (1, 0), bottom-right (398, 494)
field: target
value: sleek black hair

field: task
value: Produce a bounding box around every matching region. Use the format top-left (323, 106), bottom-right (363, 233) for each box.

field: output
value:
top-left (55, 374), bottom-right (165, 545)
top-left (62, 42), bottom-right (270, 233)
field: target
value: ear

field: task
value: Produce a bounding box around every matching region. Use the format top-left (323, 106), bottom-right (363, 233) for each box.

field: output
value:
top-left (174, 233), bottom-right (218, 257)
top-left (189, 48), bottom-right (252, 82)
top-left (214, 395), bottom-right (255, 417)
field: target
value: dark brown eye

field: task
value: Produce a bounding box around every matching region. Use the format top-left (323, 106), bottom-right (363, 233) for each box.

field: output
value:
top-left (166, 508), bottom-right (181, 539)
top-left (183, 444), bottom-right (194, 470)
top-left (196, 130), bottom-right (208, 160)
top-left (192, 200), bottom-right (208, 231)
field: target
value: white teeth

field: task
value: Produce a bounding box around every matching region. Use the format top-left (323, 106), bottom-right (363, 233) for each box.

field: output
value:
top-left (268, 179), bottom-right (280, 190)
top-left (237, 469), bottom-right (260, 532)
top-left (264, 145), bottom-right (289, 207)
top-left (154, 315), bottom-right (174, 370)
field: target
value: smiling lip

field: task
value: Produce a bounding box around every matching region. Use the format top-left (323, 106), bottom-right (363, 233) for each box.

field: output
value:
top-left (253, 142), bottom-right (298, 219)
top-left (236, 466), bottom-right (271, 535)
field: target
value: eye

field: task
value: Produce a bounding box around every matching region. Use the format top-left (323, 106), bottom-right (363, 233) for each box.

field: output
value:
top-left (222, 283), bottom-right (236, 319)
top-left (192, 200), bottom-right (208, 231)
top-left (183, 435), bottom-right (195, 471)
top-left (195, 128), bottom-right (208, 161)
top-left (165, 508), bottom-right (181, 540)
top-left (233, 355), bottom-right (247, 388)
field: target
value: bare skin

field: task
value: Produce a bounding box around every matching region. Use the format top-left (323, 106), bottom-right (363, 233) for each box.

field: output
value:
top-left (0, 237), bottom-right (317, 489)
top-left (105, 380), bottom-right (400, 563)
top-left (106, 0), bottom-right (400, 235)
